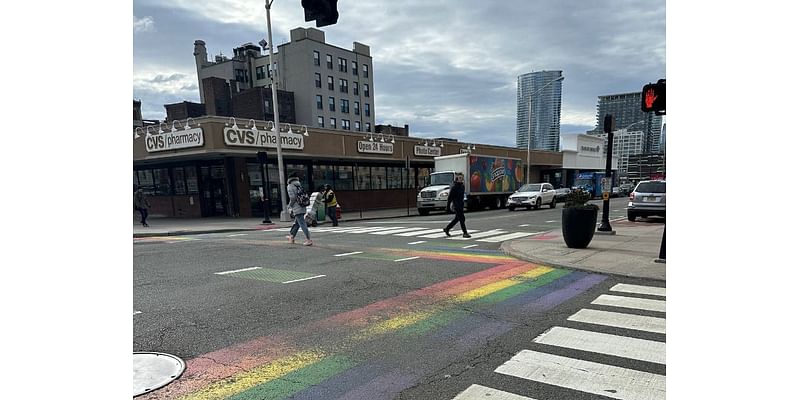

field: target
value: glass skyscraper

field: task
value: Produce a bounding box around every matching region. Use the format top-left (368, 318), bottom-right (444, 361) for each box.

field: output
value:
top-left (516, 70), bottom-right (563, 152)
top-left (588, 92), bottom-right (663, 154)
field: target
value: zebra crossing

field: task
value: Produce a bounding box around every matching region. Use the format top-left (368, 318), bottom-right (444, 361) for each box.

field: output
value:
top-left (306, 225), bottom-right (546, 243)
top-left (453, 283), bottom-right (666, 400)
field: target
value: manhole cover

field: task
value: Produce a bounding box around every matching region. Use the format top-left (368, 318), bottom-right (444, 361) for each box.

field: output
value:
top-left (133, 352), bottom-right (185, 397)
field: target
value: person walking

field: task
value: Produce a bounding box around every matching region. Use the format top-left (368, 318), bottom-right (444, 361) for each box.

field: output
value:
top-left (443, 173), bottom-right (471, 238)
top-left (322, 184), bottom-right (339, 226)
top-left (286, 176), bottom-right (313, 246)
top-left (134, 187), bottom-right (151, 227)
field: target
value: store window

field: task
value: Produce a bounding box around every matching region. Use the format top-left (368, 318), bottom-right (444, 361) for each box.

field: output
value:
top-left (404, 168), bottom-right (415, 189)
top-left (312, 164), bottom-right (335, 191)
top-left (185, 166), bottom-right (199, 194)
top-left (356, 166), bottom-right (371, 190)
top-left (371, 166), bottom-right (386, 190)
top-left (153, 168), bottom-right (171, 195)
top-left (286, 164), bottom-right (308, 190)
top-left (417, 167), bottom-right (431, 188)
top-left (247, 163), bottom-right (265, 213)
top-left (173, 167), bottom-right (187, 195)
top-left (336, 165), bottom-right (354, 190)
top-left (387, 167), bottom-right (403, 189)
top-left (136, 170), bottom-right (155, 194)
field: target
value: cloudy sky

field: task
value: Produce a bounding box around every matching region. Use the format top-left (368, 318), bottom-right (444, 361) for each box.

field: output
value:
top-left (133, 0), bottom-right (665, 147)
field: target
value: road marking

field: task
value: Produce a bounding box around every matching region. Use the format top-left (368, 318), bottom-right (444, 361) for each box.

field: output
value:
top-left (450, 229), bottom-right (506, 240)
top-left (333, 251), bottom-right (363, 257)
top-left (340, 226), bottom-right (401, 234)
top-left (592, 294), bottom-right (666, 313)
top-left (133, 311), bottom-right (142, 316)
top-left (495, 350), bottom-right (665, 400)
top-left (545, 220), bottom-right (557, 223)
top-left (370, 227), bottom-right (430, 235)
top-left (518, 224), bottom-right (530, 227)
top-left (453, 384), bottom-right (534, 400)
top-left (568, 309), bottom-right (666, 334)
top-left (394, 256), bottom-right (420, 262)
top-left (282, 274), bottom-right (326, 284)
top-left (534, 326), bottom-right (666, 364)
top-left (419, 229), bottom-right (478, 238)
top-left (477, 232), bottom-right (543, 243)
top-left (408, 240), bottom-right (427, 245)
top-left (226, 233), bottom-right (247, 237)
top-left (462, 244), bottom-right (478, 249)
top-left (215, 266), bottom-right (262, 275)
top-left (395, 228), bottom-right (444, 236)
top-left (610, 283), bottom-right (666, 297)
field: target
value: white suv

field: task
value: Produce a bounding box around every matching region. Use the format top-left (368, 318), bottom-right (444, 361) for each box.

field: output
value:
top-left (507, 183), bottom-right (557, 211)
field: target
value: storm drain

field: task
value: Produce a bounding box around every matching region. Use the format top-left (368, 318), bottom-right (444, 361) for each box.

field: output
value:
top-left (133, 352), bottom-right (185, 397)
top-left (216, 267), bottom-right (325, 284)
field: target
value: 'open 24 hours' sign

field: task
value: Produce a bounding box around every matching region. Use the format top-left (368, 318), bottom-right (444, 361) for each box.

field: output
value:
top-left (357, 140), bottom-right (394, 154)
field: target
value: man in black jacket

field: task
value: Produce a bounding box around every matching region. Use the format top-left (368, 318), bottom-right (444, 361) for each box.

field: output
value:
top-left (443, 173), bottom-right (471, 238)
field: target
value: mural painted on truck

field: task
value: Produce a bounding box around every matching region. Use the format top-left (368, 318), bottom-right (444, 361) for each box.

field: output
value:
top-left (468, 155), bottom-right (523, 193)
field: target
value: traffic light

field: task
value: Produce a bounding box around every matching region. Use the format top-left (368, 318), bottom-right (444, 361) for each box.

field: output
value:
top-left (641, 79), bottom-right (666, 115)
top-left (301, 0), bottom-right (339, 28)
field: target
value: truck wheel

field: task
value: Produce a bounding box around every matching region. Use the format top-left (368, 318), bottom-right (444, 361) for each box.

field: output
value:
top-left (550, 197), bottom-right (557, 208)
top-left (534, 198), bottom-right (542, 210)
top-left (494, 197), bottom-right (502, 209)
top-left (418, 208), bottom-right (430, 216)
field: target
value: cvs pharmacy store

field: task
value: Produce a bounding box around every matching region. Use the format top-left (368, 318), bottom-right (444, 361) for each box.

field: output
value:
top-left (133, 116), bottom-right (562, 218)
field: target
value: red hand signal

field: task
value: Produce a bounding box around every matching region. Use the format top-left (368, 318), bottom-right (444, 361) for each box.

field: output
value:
top-left (645, 88), bottom-right (658, 108)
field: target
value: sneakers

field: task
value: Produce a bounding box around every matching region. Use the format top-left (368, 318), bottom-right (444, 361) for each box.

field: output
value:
top-left (443, 228), bottom-right (451, 237)
top-left (462, 233), bottom-right (471, 238)
top-left (303, 240), bottom-right (313, 246)
top-left (286, 235), bottom-right (295, 244)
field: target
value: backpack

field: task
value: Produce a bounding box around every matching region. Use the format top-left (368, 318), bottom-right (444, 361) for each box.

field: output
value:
top-left (295, 185), bottom-right (310, 207)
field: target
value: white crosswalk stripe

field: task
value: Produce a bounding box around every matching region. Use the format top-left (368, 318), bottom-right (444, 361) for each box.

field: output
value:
top-left (477, 232), bottom-right (543, 243)
top-left (306, 225), bottom-right (544, 243)
top-left (453, 283), bottom-right (667, 400)
top-left (369, 227), bottom-right (430, 235)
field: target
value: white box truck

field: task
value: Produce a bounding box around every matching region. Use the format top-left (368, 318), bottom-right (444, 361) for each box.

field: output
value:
top-left (416, 153), bottom-right (523, 215)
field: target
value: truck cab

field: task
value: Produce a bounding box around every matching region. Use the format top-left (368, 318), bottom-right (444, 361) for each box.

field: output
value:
top-left (416, 171), bottom-right (459, 216)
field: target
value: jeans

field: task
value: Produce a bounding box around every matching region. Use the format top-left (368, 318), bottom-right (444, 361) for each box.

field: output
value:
top-left (138, 207), bottom-right (149, 224)
top-left (290, 213), bottom-right (310, 239)
top-left (326, 206), bottom-right (338, 226)
top-left (445, 208), bottom-right (467, 234)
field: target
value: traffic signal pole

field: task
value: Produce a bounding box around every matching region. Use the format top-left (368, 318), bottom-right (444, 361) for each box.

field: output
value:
top-left (598, 114), bottom-right (615, 233)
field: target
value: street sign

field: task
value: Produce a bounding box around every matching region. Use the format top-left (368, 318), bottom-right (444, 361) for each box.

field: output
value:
top-left (601, 178), bottom-right (611, 193)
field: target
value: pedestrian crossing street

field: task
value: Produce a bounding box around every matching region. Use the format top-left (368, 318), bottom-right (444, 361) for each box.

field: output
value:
top-left (453, 283), bottom-right (666, 400)
top-left (306, 225), bottom-right (546, 243)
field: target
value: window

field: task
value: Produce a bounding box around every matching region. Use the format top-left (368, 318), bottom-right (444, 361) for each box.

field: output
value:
top-left (340, 99), bottom-right (349, 113)
top-left (364, 103), bottom-right (370, 117)
top-left (371, 166), bottom-right (386, 190)
top-left (341, 119), bottom-right (350, 130)
top-left (355, 121), bottom-right (361, 131)
top-left (339, 79), bottom-right (348, 93)
top-left (338, 57), bottom-right (347, 72)
top-left (235, 69), bottom-right (248, 83)
top-left (315, 73), bottom-right (321, 88)
top-left (327, 76), bottom-right (334, 90)
top-left (316, 95), bottom-right (323, 109)
top-left (137, 170), bottom-right (155, 194)
top-left (153, 168), bottom-right (171, 195)
top-left (387, 167), bottom-right (403, 189)
top-left (326, 54), bottom-right (333, 69)
top-left (173, 167), bottom-right (187, 195)
top-left (313, 51), bottom-right (320, 66)
top-left (330, 117), bottom-right (336, 128)
top-left (363, 64), bottom-right (369, 78)
top-left (404, 168), bottom-right (415, 189)
top-left (185, 166), bottom-right (199, 194)
top-left (267, 62), bottom-right (277, 78)
top-left (356, 166), bottom-right (371, 190)
top-left (352, 82), bottom-right (359, 96)
top-left (364, 84), bottom-right (370, 97)
top-left (328, 97), bottom-right (335, 112)
top-left (286, 164), bottom-right (308, 190)
top-left (256, 66), bottom-right (266, 80)
top-left (317, 116), bottom-right (324, 127)
top-left (365, 122), bottom-right (371, 132)
top-left (417, 168), bottom-right (431, 189)
top-left (336, 165), bottom-right (354, 190)
top-left (354, 101), bottom-right (360, 115)
top-left (313, 164), bottom-right (336, 190)
top-left (352, 61), bottom-right (358, 75)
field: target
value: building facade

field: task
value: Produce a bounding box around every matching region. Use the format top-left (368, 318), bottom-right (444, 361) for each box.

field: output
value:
top-left (193, 28), bottom-right (376, 133)
top-left (589, 129), bottom-right (645, 179)
top-left (587, 92), bottom-right (663, 154)
top-left (516, 70), bottom-right (564, 152)
top-left (133, 116), bottom-right (563, 218)
top-left (558, 133), bottom-right (618, 188)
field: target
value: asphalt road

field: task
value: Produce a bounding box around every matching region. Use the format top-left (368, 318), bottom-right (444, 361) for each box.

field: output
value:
top-left (134, 197), bottom-right (667, 399)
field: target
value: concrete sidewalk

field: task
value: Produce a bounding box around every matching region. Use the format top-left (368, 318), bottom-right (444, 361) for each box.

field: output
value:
top-left (501, 219), bottom-right (666, 281)
top-left (133, 208), bottom-right (666, 282)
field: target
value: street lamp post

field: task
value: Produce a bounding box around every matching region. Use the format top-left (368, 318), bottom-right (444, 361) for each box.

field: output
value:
top-left (263, 0), bottom-right (291, 221)
top-left (526, 75), bottom-right (564, 184)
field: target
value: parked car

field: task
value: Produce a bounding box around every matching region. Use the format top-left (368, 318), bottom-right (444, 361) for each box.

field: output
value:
top-left (627, 180), bottom-right (666, 221)
top-left (553, 188), bottom-right (571, 203)
top-left (611, 187), bottom-right (620, 197)
top-left (507, 183), bottom-right (557, 211)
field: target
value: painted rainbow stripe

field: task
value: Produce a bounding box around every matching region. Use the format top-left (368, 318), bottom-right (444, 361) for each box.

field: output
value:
top-left (140, 250), bottom-right (607, 400)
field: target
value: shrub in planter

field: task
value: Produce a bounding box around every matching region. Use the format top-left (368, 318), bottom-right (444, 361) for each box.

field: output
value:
top-left (562, 189), bottom-right (599, 248)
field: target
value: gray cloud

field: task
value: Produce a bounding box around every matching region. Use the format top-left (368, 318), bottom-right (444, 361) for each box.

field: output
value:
top-left (133, 0), bottom-right (665, 144)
